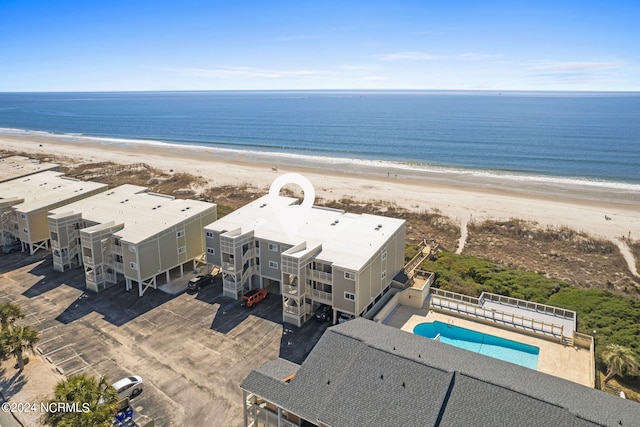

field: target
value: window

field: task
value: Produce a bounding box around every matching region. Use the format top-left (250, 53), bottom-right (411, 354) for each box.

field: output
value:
top-left (206, 231), bottom-right (213, 238)
top-left (176, 230), bottom-right (185, 238)
top-left (381, 270), bottom-right (387, 280)
top-left (129, 245), bottom-right (136, 253)
top-left (178, 246), bottom-right (186, 254)
top-left (21, 214), bottom-right (26, 219)
top-left (344, 292), bottom-right (355, 301)
top-left (344, 271), bottom-right (356, 280)
top-left (268, 243), bottom-right (278, 252)
top-left (268, 261), bottom-right (279, 269)
top-left (382, 250), bottom-right (387, 261)
top-left (130, 262), bottom-right (137, 270)
top-left (23, 228), bottom-right (29, 234)
top-left (207, 248), bottom-right (215, 255)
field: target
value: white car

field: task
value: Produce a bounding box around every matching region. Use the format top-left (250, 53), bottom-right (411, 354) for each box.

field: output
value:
top-left (112, 376), bottom-right (143, 400)
top-left (338, 313), bottom-right (354, 324)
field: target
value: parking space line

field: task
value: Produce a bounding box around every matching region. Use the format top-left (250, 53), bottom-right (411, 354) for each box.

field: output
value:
top-left (38, 325), bottom-right (59, 334)
top-left (56, 353), bottom-right (82, 366)
top-left (39, 335), bottom-right (63, 345)
top-left (65, 363), bottom-right (92, 376)
top-left (43, 343), bottom-right (73, 356)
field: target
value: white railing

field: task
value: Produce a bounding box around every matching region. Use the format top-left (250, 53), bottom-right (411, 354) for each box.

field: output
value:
top-left (242, 247), bottom-right (256, 264)
top-left (283, 284), bottom-right (300, 295)
top-left (308, 269), bottom-right (333, 283)
top-left (283, 303), bottom-right (310, 317)
top-left (246, 404), bottom-right (300, 427)
top-left (311, 288), bottom-right (332, 304)
top-left (479, 292), bottom-right (576, 321)
top-left (430, 295), bottom-right (565, 338)
top-left (431, 288), bottom-right (480, 305)
top-left (222, 261), bottom-right (236, 272)
top-left (223, 279), bottom-right (240, 291)
top-left (83, 255), bottom-right (93, 265)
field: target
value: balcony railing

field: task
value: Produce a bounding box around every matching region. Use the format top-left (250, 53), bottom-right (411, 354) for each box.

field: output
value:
top-left (223, 280), bottom-right (241, 292)
top-left (283, 303), bottom-right (311, 317)
top-left (242, 247), bottom-right (256, 264)
top-left (283, 284), bottom-right (300, 295)
top-left (245, 403), bottom-right (300, 427)
top-left (83, 256), bottom-right (93, 265)
top-left (222, 261), bottom-right (236, 272)
top-left (308, 269), bottom-right (333, 283)
top-left (310, 288), bottom-right (332, 304)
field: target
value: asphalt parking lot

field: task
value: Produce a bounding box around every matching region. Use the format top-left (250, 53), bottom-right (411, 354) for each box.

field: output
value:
top-left (0, 251), bottom-right (331, 427)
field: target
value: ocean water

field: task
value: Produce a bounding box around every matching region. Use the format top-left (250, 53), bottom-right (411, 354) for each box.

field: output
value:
top-left (0, 91), bottom-right (639, 186)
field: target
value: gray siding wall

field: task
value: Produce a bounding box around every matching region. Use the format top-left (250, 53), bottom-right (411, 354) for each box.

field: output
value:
top-left (331, 267), bottom-right (357, 314)
top-left (259, 239), bottom-right (284, 281)
top-left (205, 229), bottom-right (222, 266)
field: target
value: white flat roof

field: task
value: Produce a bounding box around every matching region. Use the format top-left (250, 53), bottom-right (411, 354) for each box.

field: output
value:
top-left (0, 156), bottom-right (59, 183)
top-left (205, 194), bottom-right (405, 271)
top-left (0, 171), bottom-right (107, 213)
top-left (49, 184), bottom-right (216, 244)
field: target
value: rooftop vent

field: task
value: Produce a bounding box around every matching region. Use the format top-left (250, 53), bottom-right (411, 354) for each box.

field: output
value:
top-left (259, 203), bottom-right (267, 208)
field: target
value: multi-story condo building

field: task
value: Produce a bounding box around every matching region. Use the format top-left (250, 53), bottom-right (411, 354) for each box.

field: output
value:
top-left (48, 184), bottom-right (217, 295)
top-left (204, 194), bottom-right (405, 326)
top-left (0, 156), bottom-right (59, 183)
top-left (0, 171), bottom-right (107, 253)
top-left (241, 319), bottom-right (639, 427)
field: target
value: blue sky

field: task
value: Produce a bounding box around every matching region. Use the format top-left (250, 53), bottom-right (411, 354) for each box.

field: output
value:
top-left (1, 0), bottom-right (638, 91)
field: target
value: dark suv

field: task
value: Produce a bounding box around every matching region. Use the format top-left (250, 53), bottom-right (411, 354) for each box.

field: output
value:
top-left (314, 304), bottom-right (331, 321)
top-left (187, 274), bottom-right (213, 292)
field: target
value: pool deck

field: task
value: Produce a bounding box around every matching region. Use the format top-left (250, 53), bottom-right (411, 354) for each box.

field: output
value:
top-left (386, 306), bottom-right (593, 387)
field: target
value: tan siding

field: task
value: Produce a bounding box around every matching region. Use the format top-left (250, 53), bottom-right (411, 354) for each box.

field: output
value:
top-left (27, 210), bottom-right (51, 243)
top-left (158, 232), bottom-right (178, 272)
top-left (138, 239), bottom-right (161, 279)
top-left (185, 218), bottom-right (204, 259)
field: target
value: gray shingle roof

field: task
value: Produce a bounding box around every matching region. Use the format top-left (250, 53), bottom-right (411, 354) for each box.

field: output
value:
top-left (241, 318), bottom-right (640, 427)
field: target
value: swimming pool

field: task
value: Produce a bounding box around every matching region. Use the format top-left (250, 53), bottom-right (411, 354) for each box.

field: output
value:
top-left (413, 321), bottom-right (539, 369)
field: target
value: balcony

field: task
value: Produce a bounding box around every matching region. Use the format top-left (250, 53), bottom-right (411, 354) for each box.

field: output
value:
top-left (222, 261), bottom-right (236, 272)
top-left (83, 256), bottom-right (94, 265)
top-left (308, 269), bottom-right (332, 283)
top-left (282, 284), bottom-right (300, 295)
top-left (310, 288), bottom-right (332, 304)
top-left (245, 403), bottom-right (300, 427)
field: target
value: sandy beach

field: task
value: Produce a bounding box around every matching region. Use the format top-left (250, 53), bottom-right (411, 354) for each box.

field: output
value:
top-left (1, 131), bottom-right (639, 244)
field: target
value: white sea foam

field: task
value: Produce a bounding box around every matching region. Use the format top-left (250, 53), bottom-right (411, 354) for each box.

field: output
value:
top-left (3, 127), bottom-right (640, 193)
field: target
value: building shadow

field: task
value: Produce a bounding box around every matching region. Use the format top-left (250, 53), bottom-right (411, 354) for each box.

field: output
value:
top-left (209, 293), bottom-right (283, 335)
top-left (54, 284), bottom-right (176, 326)
top-left (278, 318), bottom-right (331, 365)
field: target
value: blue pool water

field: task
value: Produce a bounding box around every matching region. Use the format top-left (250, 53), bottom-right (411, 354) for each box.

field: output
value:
top-left (413, 321), bottom-right (539, 370)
